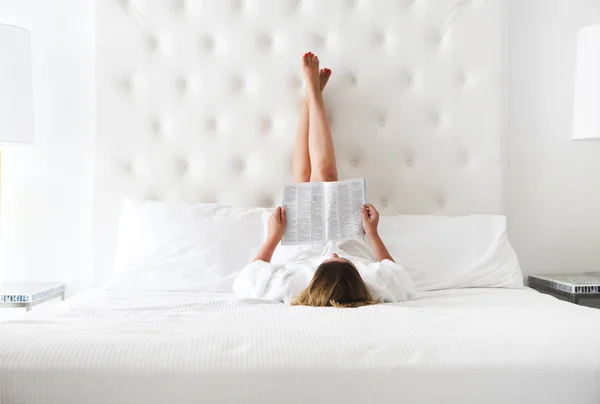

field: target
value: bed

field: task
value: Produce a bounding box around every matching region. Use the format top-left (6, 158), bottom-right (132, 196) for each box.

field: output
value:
top-left (2, 288), bottom-right (600, 404)
top-left (3, 1), bottom-right (599, 403)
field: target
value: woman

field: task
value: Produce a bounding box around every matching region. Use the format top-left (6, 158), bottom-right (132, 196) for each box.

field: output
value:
top-left (234, 52), bottom-right (414, 307)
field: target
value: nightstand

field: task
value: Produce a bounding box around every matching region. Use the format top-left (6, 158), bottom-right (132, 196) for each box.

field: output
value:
top-left (529, 273), bottom-right (600, 305)
top-left (0, 283), bottom-right (65, 311)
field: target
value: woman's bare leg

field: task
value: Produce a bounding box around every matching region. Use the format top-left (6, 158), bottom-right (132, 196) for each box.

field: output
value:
top-left (302, 53), bottom-right (338, 182)
top-left (292, 100), bottom-right (311, 182)
top-left (292, 57), bottom-right (331, 183)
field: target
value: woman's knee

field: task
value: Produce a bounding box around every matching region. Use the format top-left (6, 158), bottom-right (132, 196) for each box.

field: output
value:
top-left (312, 165), bottom-right (338, 182)
top-left (293, 166), bottom-right (311, 183)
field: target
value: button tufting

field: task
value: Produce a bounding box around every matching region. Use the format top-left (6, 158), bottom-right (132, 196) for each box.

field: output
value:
top-left (176, 77), bottom-right (188, 92)
top-left (150, 117), bottom-right (161, 133)
top-left (200, 36), bottom-right (216, 52)
top-left (146, 35), bottom-right (159, 52)
top-left (232, 0), bottom-right (245, 11)
top-left (178, 160), bottom-right (190, 174)
top-left (98, 1), bottom-right (505, 216)
top-left (119, 77), bottom-right (133, 92)
top-left (172, 0), bottom-right (186, 13)
top-left (314, 34), bottom-right (327, 47)
top-left (121, 162), bottom-right (133, 173)
top-left (260, 117), bottom-right (273, 133)
top-left (206, 118), bottom-right (218, 132)
top-left (258, 35), bottom-right (274, 50)
top-left (291, 76), bottom-right (303, 89)
top-left (231, 77), bottom-right (245, 92)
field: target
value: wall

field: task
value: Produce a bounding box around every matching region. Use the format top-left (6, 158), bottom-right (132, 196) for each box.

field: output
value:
top-left (0, 0), bottom-right (94, 295)
top-left (508, 0), bottom-right (600, 277)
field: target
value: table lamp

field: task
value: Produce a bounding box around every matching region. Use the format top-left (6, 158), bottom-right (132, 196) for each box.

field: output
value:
top-left (0, 23), bottom-right (34, 186)
top-left (573, 24), bottom-right (600, 141)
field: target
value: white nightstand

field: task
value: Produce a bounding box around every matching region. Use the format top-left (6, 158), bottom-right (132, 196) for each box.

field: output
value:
top-left (0, 283), bottom-right (65, 311)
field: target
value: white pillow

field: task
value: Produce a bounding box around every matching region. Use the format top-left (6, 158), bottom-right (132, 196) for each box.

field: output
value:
top-left (108, 199), bottom-right (267, 292)
top-left (377, 215), bottom-right (524, 291)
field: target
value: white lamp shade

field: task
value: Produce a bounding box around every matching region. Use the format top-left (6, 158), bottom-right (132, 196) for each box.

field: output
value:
top-left (573, 24), bottom-right (600, 141)
top-left (0, 24), bottom-right (34, 145)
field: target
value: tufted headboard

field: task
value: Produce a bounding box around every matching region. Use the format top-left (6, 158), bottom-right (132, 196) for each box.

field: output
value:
top-left (95, 0), bottom-right (506, 282)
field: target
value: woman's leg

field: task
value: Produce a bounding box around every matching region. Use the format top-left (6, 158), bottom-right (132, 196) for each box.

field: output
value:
top-left (302, 53), bottom-right (338, 182)
top-left (292, 100), bottom-right (311, 182)
top-left (292, 56), bottom-right (332, 183)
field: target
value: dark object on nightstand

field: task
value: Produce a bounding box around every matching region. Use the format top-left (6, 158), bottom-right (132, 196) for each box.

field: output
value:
top-left (529, 273), bottom-right (600, 305)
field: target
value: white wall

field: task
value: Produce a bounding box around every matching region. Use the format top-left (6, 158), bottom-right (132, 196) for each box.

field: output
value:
top-left (0, 0), bottom-right (94, 295)
top-left (508, 0), bottom-right (600, 277)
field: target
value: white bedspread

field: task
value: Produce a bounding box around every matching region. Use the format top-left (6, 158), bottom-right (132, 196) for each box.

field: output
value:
top-left (1, 288), bottom-right (600, 404)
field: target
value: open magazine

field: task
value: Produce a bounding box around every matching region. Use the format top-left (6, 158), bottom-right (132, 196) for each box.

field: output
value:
top-left (281, 178), bottom-right (366, 245)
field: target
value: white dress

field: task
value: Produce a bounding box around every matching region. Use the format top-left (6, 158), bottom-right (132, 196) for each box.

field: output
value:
top-left (233, 239), bottom-right (416, 304)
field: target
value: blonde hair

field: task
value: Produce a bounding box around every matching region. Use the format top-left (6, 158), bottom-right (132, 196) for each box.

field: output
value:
top-left (291, 261), bottom-right (378, 308)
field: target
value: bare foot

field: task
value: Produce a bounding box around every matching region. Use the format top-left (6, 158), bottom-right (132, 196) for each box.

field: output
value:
top-left (302, 52), bottom-right (321, 97)
top-left (319, 68), bottom-right (332, 92)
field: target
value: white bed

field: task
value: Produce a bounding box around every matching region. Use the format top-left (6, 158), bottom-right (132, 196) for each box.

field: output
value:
top-left (7, 1), bottom-right (591, 403)
top-left (2, 288), bottom-right (600, 404)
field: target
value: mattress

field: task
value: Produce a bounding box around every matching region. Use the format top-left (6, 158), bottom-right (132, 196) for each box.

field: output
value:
top-left (1, 288), bottom-right (600, 404)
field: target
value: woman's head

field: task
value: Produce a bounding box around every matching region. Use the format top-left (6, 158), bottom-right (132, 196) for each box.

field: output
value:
top-left (292, 254), bottom-right (377, 308)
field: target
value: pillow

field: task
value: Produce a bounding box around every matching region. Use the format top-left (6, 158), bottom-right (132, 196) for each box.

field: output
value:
top-left (108, 199), bottom-right (267, 292)
top-left (376, 215), bottom-right (524, 291)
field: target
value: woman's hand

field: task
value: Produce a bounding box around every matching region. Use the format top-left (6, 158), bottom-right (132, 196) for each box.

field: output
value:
top-left (267, 206), bottom-right (287, 242)
top-left (361, 203), bottom-right (379, 237)
top-left (254, 207), bottom-right (286, 262)
top-left (362, 203), bottom-right (394, 262)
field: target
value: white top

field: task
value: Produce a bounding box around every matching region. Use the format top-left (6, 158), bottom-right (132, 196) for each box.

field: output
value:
top-left (233, 240), bottom-right (416, 304)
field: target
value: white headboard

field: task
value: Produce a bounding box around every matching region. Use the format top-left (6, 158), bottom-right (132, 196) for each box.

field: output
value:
top-left (95, 0), bottom-right (505, 282)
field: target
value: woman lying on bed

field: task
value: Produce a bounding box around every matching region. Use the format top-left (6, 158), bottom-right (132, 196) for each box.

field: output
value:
top-left (233, 52), bottom-right (415, 307)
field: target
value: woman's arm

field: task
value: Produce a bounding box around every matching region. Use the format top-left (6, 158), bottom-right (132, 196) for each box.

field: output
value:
top-left (361, 204), bottom-right (394, 262)
top-left (254, 207), bottom-right (287, 262)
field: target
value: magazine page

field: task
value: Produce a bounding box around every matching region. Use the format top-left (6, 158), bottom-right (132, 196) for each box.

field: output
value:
top-left (281, 182), bottom-right (325, 245)
top-left (324, 178), bottom-right (366, 241)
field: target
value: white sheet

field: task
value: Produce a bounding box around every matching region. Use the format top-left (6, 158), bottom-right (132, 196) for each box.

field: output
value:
top-left (1, 288), bottom-right (600, 404)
